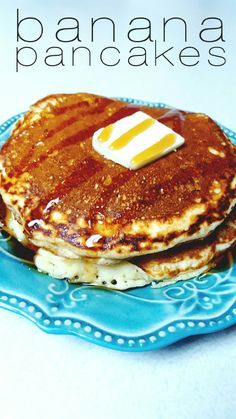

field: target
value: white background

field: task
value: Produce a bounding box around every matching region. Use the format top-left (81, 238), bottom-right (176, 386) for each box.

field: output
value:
top-left (0, 1), bottom-right (236, 418)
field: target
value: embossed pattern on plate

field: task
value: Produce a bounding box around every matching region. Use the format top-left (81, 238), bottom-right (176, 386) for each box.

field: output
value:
top-left (0, 99), bottom-right (235, 352)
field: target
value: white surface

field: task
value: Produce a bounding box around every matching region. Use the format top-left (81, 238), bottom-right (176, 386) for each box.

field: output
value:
top-left (0, 1), bottom-right (236, 419)
top-left (1, 309), bottom-right (236, 419)
top-left (0, 0), bottom-right (236, 130)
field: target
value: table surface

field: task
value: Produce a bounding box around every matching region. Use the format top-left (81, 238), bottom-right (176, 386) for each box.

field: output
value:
top-left (0, 1), bottom-right (236, 418)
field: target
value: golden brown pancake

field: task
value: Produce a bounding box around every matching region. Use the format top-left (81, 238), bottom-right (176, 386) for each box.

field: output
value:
top-left (0, 93), bottom-right (235, 260)
top-left (1, 196), bottom-right (235, 290)
top-left (33, 208), bottom-right (236, 289)
top-left (135, 209), bottom-right (236, 287)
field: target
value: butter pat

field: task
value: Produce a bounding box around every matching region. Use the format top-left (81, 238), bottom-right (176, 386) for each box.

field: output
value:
top-left (92, 111), bottom-right (185, 170)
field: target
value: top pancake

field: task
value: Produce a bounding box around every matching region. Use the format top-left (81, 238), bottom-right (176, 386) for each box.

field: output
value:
top-left (0, 93), bottom-right (235, 259)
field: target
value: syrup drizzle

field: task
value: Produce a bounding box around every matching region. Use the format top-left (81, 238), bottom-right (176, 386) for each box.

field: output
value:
top-left (12, 98), bottom-right (113, 176)
top-left (88, 170), bottom-right (136, 222)
top-left (20, 106), bottom-right (139, 175)
top-left (109, 118), bottom-right (155, 150)
top-left (98, 124), bottom-right (114, 143)
top-left (31, 157), bottom-right (104, 220)
top-left (157, 109), bottom-right (186, 135)
top-left (131, 133), bottom-right (176, 167)
top-left (5, 103), bottom-right (188, 228)
top-left (53, 99), bottom-right (92, 115)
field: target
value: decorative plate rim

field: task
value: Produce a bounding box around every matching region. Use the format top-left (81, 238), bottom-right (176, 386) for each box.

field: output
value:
top-left (1, 278), bottom-right (236, 353)
top-left (0, 98), bottom-right (235, 352)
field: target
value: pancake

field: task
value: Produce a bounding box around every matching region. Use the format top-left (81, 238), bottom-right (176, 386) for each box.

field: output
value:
top-left (33, 208), bottom-right (236, 289)
top-left (135, 208), bottom-right (236, 288)
top-left (1, 195), bottom-right (235, 289)
top-left (0, 93), bottom-right (235, 261)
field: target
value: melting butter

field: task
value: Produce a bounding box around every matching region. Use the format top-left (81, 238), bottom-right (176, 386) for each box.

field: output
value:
top-left (93, 111), bottom-right (185, 170)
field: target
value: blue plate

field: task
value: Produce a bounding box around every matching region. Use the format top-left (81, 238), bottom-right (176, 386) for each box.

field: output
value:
top-left (0, 99), bottom-right (235, 352)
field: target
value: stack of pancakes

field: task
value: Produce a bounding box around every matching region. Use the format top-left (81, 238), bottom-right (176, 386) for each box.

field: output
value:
top-left (0, 93), bottom-right (235, 289)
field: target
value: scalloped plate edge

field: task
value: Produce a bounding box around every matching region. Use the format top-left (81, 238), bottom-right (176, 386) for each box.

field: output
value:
top-left (1, 290), bottom-right (236, 352)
